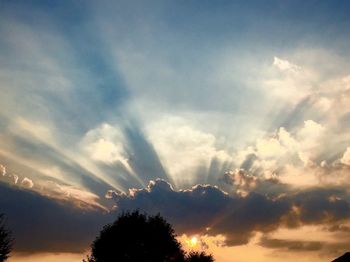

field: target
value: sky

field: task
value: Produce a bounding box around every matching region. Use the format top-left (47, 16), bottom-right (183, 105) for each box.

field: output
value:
top-left (1, 0), bottom-right (350, 261)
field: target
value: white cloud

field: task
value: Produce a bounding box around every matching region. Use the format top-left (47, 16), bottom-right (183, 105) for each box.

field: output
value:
top-left (264, 56), bottom-right (318, 104)
top-left (256, 137), bottom-right (286, 159)
top-left (233, 119), bottom-right (329, 187)
top-left (41, 181), bottom-right (106, 211)
top-left (13, 174), bottom-right (19, 184)
top-left (0, 164), bottom-right (6, 176)
top-left (340, 147), bottom-right (350, 166)
top-left (87, 138), bottom-right (125, 164)
top-left (273, 57), bottom-right (301, 73)
top-left (82, 123), bottom-right (128, 165)
top-left (145, 116), bottom-right (232, 185)
top-left (21, 177), bottom-right (34, 188)
top-left (297, 120), bottom-right (324, 141)
top-left (0, 164), bottom-right (21, 185)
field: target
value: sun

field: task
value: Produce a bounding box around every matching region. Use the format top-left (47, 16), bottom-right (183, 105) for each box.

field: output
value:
top-left (186, 236), bottom-right (198, 248)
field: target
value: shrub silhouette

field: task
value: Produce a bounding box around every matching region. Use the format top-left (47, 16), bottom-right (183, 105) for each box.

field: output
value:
top-left (0, 214), bottom-right (13, 262)
top-left (85, 211), bottom-right (185, 262)
top-left (186, 251), bottom-right (214, 262)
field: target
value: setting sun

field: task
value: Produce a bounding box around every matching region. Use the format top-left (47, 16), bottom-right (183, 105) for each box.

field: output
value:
top-left (185, 236), bottom-right (199, 249)
top-left (190, 237), bottom-right (198, 247)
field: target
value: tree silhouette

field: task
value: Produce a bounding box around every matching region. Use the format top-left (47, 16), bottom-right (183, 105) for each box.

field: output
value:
top-left (85, 211), bottom-right (185, 262)
top-left (332, 252), bottom-right (350, 262)
top-left (186, 251), bottom-right (214, 262)
top-left (0, 214), bottom-right (13, 262)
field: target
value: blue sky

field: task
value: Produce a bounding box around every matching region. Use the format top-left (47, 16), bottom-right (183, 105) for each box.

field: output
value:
top-left (1, 1), bottom-right (350, 261)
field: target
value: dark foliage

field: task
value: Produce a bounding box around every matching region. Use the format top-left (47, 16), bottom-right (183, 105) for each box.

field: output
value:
top-left (332, 252), bottom-right (350, 262)
top-left (186, 251), bottom-right (214, 262)
top-left (85, 211), bottom-right (185, 262)
top-left (0, 215), bottom-right (13, 262)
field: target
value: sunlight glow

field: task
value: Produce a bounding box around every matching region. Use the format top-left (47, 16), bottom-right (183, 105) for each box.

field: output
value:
top-left (186, 236), bottom-right (198, 248)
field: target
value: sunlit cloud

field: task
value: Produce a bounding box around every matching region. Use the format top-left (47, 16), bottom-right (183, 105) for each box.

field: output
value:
top-left (340, 147), bottom-right (350, 166)
top-left (273, 57), bottom-right (301, 73)
top-left (145, 116), bottom-right (233, 186)
top-left (21, 177), bottom-right (34, 188)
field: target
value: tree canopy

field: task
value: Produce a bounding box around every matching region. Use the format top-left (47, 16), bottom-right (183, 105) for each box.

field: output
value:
top-left (0, 214), bottom-right (13, 262)
top-left (186, 251), bottom-right (214, 262)
top-left (86, 211), bottom-right (185, 262)
top-left (85, 211), bottom-right (214, 262)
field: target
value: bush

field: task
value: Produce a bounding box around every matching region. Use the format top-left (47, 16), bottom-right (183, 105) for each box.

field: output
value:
top-left (0, 214), bottom-right (13, 262)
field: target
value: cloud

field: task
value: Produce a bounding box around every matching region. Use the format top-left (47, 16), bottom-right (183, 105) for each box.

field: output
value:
top-left (2, 176), bottom-right (350, 254)
top-left (340, 147), bottom-right (350, 166)
top-left (13, 174), bottom-right (19, 184)
top-left (1, 2), bottom-right (350, 259)
top-left (10, 252), bottom-right (84, 262)
top-left (0, 163), bottom-right (19, 184)
top-left (0, 162), bottom-right (107, 211)
top-left (145, 116), bottom-right (232, 186)
top-left (87, 138), bottom-right (125, 164)
top-left (0, 182), bottom-right (112, 253)
top-left (264, 56), bottom-right (317, 103)
top-left (108, 179), bottom-right (350, 247)
top-left (0, 164), bottom-right (6, 176)
top-left (222, 168), bottom-right (282, 197)
top-left (260, 236), bottom-right (323, 251)
top-left (82, 123), bottom-right (128, 165)
top-left (21, 177), bottom-right (34, 188)
top-left (273, 57), bottom-right (301, 73)
top-left (0, 132), bottom-right (114, 198)
top-left (259, 229), bottom-right (350, 257)
top-left (289, 188), bottom-right (350, 227)
top-left (41, 182), bottom-right (108, 211)
top-left (80, 122), bottom-right (175, 190)
top-left (223, 169), bottom-right (258, 197)
top-left (230, 118), bottom-right (350, 189)
top-left (108, 179), bottom-right (289, 245)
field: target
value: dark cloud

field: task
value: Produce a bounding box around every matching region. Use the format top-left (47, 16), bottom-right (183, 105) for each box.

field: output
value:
top-left (0, 182), bottom-right (112, 253)
top-left (260, 235), bottom-right (350, 258)
top-left (2, 176), bottom-right (350, 254)
top-left (326, 224), bottom-right (350, 232)
top-left (110, 179), bottom-right (350, 246)
top-left (290, 188), bottom-right (350, 226)
top-left (260, 236), bottom-right (323, 251)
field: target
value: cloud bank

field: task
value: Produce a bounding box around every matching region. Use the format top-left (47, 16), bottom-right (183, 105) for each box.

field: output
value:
top-left (109, 179), bottom-right (350, 247)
